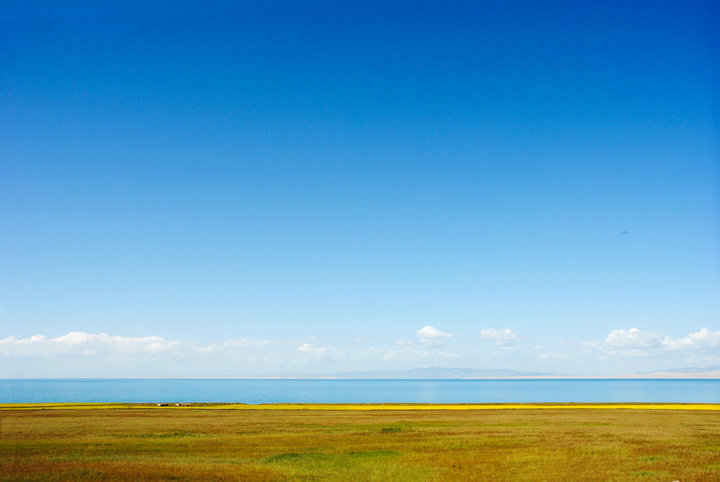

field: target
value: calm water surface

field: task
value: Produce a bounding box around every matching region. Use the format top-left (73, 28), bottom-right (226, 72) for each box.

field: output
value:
top-left (2, 379), bottom-right (719, 404)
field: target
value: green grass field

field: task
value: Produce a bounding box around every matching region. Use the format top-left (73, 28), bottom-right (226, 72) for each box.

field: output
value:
top-left (2, 405), bottom-right (719, 480)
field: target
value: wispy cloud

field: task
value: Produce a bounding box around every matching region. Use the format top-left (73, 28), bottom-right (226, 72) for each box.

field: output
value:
top-left (223, 338), bottom-right (288, 348)
top-left (0, 332), bottom-right (178, 357)
top-left (7, 326), bottom-right (716, 378)
top-left (296, 343), bottom-right (327, 353)
top-left (0, 328), bottom-right (467, 377)
top-left (605, 328), bottom-right (664, 349)
top-left (585, 327), bottom-right (720, 358)
top-left (662, 328), bottom-right (720, 351)
top-left (480, 328), bottom-right (519, 346)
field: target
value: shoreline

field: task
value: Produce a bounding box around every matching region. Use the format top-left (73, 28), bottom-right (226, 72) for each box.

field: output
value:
top-left (3, 402), bottom-right (720, 411)
top-left (3, 375), bottom-right (720, 380)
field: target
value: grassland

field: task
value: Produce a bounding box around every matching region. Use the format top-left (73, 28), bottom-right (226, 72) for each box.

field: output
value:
top-left (2, 404), bottom-right (720, 480)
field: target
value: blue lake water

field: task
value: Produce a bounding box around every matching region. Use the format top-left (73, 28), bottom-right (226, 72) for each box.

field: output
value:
top-left (2, 379), bottom-right (720, 404)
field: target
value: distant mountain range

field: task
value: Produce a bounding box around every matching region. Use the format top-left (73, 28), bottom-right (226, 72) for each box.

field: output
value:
top-left (318, 366), bottom-right (720, 380)
top-left (328, 367), bottom-right (558, 379)
top-left (641, 366), bottom-right (720, 374)
top-left (632, 366), bottom-right (720, 379)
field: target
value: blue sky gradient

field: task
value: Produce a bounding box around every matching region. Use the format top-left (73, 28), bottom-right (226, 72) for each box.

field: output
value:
top-left (1, 1), bottom-right (718, 376)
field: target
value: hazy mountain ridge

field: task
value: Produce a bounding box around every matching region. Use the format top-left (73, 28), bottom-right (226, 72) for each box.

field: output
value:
top-left (633, 367), bottom-right (720, 379)
top-left (323, 366), bottom-right (720, 380)
top-left (641, 366), bottom-right (720, 374)
top-left (330, 367), bottom-right (558, 379)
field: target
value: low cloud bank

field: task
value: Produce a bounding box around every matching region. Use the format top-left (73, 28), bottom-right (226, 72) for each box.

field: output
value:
top-left (0, 332), bottom-right (177, 357)
top-left (599, 327), bottom-right (720, 354)
top-left (3, 325), bottom-right (719, 377)
top-left (0, 327), bottom-right (466, 377)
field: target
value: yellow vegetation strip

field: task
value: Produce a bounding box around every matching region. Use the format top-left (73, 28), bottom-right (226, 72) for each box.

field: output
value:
top-left (2, 403), bottom-right (720, 411)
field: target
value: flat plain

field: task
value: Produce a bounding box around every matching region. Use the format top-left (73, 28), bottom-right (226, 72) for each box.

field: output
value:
top-left (2, 405), bottom-right (720, 480)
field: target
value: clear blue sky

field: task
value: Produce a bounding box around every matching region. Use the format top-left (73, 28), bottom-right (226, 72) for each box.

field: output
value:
top-left (1, 0), bottom-right (718, 377)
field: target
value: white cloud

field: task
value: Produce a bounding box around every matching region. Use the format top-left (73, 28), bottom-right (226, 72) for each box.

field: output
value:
top-left (416, 325), bottom-right (453, 340)
top-left (224, 338), bottom-right (287, 348)
top-left (537, 352), bottom-right (565, 361)
top-left (297, 343), bottom-right (327, 353)
top-left (416, 325), bottom-right (453, 344)
top-left (0, 331), bottom-right (178, 357)
top-left (480, 328), bottom-right (519, 346)
top-left (605, 328), bottom-right (663, 348)
top-left (0, 329), bottom-right (494, 377)
top-left (17, 326), bottom-right (718, 377)
top-left (591, 327), bottom-right (720, 357)
top-left (663, 328), bottom-right (720, 351)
